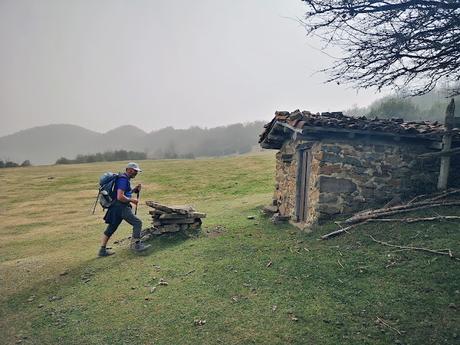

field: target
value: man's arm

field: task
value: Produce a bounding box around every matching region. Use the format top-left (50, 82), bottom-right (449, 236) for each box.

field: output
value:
top-left (116, 189), bottom-right (138, 205)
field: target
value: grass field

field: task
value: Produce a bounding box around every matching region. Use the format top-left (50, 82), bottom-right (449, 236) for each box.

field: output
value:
top-left (1, 153), bottom-right (459, 345)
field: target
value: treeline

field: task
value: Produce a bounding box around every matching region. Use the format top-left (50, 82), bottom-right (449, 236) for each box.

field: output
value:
top-left (0, 160), bottom-right (31, 168)
top-left (146, 122), bottom-right (265, 159)
top-left (345, 87), bottom-right (459, 121)
top-left (56, 150), bottom-right (147, 165)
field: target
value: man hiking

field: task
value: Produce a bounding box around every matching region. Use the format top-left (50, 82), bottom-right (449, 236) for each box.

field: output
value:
top-left (99, 162), bottom-right (151, 256)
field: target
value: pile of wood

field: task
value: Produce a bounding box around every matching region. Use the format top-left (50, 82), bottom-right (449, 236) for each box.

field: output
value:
top-left (321, 188), bottom-right (460, 240)
top-left (145, 201), bottom-right (206, 236)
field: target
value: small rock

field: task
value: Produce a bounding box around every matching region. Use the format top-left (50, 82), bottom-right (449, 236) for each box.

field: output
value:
top-left (159, 279), bottom-right (168, 286)
top-left (144, 297), bottom-right (150, 301)
top-left (27, 295), bottom-right (35, 302)
top-left (194, 319), bottom-right (206, 326)
top-left (131, 287), bottom-right (136, 290)
top-left (271, 305), bottom-right (277, 312)
top-left (38, 304), bottom-right (44, 308)
top-left (59, 270), bottom-right (68, 276)
top-left (150, 287), bottom-right (157, 293)
top-left (231, 296), bottom-right (238, 302)
top-left (247, 215), bottom-right (256, 220)
top-left (266, 260), bottom-right (273, 268)
top-left (448, 303), bottom-right (457, 309)
top-left (48, 296), bottom-right (61, 302)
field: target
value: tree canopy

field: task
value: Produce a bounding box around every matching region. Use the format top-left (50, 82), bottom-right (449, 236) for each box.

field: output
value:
top-left (301, 0), bottom-right (460, 96)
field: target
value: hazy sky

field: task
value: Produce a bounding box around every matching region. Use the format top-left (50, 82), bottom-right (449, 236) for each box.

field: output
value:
top-left (0, 0), bottom-right (386, 136)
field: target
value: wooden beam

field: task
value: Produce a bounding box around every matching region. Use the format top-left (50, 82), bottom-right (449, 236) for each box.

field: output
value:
top-left (301, 125), bottom-right (447, 142)
top-left (437, 99), bottom-right (455, 190)
top-left (420, 147), bottom-right (460, 158)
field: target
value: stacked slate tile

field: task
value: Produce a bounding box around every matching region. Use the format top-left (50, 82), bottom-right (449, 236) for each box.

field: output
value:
top-left (145, 201), bottom-right (206, 235)
top-left (259, 109), bottom-right (460, 145)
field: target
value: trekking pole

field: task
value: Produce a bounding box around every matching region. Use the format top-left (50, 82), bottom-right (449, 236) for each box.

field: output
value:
top-left (92, 190), bottom-right (101, 215)
top-left (135, 190), bottom-right (140, 215)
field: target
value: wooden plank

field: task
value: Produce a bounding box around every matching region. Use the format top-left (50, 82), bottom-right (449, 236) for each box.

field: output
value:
top-left (153, 218), bottom-right (196, 225)
top-left (159, 214), bottom-right (190, 220)
top-left (145, 201), bottom-right (176, 213)
top-left (145, 201), bottom-right (195, 215)
top-left (190, 212), bottom-right (206, 218)
top-left (303, 150), bottom-right (313, 222)
top-left (438, 99), bottom-right (455, 190)
top-left (299, 150), bottom-right (308, 222)
top-left (149, 210), bottom-right (166, 215)
top-left (295, 149), bottom-right (304, 222)
top-left (419, 147), bottom-right (460, 158)
top-left (157, 212), bottom-right (205, 219)
top-left (301, 126), bottom-right (442, 141)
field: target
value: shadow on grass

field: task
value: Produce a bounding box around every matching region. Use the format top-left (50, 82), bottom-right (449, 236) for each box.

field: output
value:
top-left (2, 231), bottom-right (192, 314)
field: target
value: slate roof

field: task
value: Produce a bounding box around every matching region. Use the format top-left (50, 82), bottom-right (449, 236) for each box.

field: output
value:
top-left (259, 110), bottom-right (459, 149)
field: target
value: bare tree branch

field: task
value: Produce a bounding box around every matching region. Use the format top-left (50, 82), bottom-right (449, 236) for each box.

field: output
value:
top-left (301, 0), bottom-right (460, 96)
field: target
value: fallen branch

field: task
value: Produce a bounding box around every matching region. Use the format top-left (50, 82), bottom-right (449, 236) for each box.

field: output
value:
top-left (350, 189), bottom-right (460, 220)
top-left (369, 235), bottom-right (459, 260)
top-left (366, 215), bottom-right (460, 223)
top-left (343, 201), bottom-right (460, 225)
top-left (322, 189), bottom-right (460, 240)
top-left (321, 215), bottom-right (460, 240)
top-left (427, 189), bottom-right (460, 202)
top-left (375, 316), bottom-right (402, 335)
top-left (407, 193), bottom-right (428, 205)
top-left (321, 222), bottom-right (369, 240)
top-left (182, 269), bottom-right (196, 277)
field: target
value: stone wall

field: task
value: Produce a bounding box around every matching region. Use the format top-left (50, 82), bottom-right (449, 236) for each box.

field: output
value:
top-left (274, 137), bottom-right (460, 229)
top-left (274, 141), bottom-right (297, 217)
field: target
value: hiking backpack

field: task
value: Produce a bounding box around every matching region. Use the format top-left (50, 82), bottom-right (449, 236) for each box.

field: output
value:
top-left (97, 172), bottom-right (119, 209)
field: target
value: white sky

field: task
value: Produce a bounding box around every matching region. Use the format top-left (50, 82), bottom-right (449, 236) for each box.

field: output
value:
top-left (0, 0), bottom-right (387, 136)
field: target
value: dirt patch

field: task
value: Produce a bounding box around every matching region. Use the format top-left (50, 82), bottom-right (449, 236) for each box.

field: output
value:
top-left (205, 225), bottom-right (226, 238)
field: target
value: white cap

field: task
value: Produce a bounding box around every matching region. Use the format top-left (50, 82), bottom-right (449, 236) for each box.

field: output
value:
top-left (126, 162), bottom-right (142, 172)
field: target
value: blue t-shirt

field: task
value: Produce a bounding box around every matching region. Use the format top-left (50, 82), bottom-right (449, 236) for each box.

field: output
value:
top-left (114, 173), bottom-right (132, 199)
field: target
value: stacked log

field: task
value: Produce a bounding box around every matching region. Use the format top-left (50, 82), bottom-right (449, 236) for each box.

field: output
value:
top-left (145, 201), bottom-right (206, 235)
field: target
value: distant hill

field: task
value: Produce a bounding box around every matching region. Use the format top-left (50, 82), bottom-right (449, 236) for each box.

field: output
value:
top-left (0, 122), bottom-right (266, 165)
top-left (0, 124), bottom-right (101, 165)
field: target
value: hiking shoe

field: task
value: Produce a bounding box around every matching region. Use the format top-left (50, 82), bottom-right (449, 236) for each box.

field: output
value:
top-left (98, 247), bottom-right (115, 257)
top-left (131, 240), bottom-right (151, 253)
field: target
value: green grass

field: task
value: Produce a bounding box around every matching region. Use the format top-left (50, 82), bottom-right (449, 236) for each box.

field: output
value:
top-left (0, 153), bottom-right (459, 345)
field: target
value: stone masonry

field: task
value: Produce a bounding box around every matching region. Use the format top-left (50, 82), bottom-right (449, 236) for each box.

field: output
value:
top-left (274, 137), bottom-right (460, 228)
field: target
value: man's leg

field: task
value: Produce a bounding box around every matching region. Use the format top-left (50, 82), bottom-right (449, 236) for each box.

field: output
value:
top-left (122, 207), bottom-right (151, 252)
top-left (122, 206), bottom-right (142, 239)
top-left (99, 222), bottom-right (120, 256)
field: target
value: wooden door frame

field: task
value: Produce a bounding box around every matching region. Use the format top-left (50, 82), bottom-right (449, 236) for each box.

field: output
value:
top-left (295, 144), bottom-right (312, 222)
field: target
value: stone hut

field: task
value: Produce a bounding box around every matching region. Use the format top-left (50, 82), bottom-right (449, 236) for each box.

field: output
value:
top-left (259, 110), bottom-right (460, 229)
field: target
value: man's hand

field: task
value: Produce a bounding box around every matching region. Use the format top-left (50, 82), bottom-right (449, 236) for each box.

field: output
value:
top-left (133, 184), bottom-right (142, 193)
top-left (130, 198), bottom-right (139, 205)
